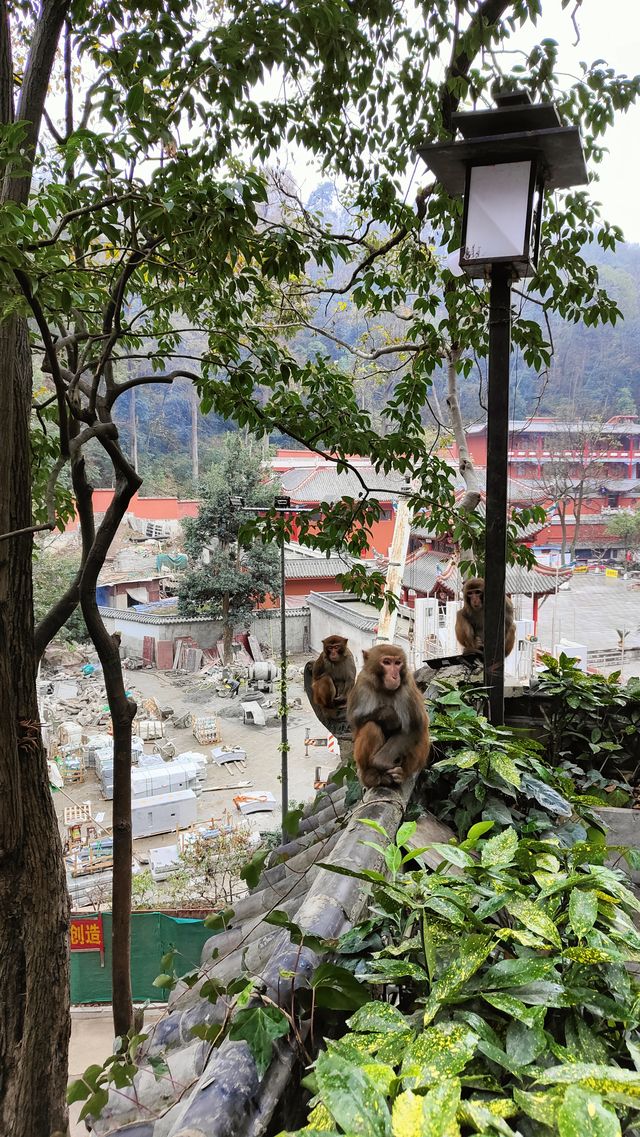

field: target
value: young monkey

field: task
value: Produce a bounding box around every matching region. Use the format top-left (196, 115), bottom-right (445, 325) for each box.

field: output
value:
top-left (455, 577), bottom-right (516, 657)
top-left (311, 635), bottom-right (356, 713)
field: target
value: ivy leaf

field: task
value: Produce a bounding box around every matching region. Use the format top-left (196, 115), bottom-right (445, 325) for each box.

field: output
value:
top-left (152, 973), bottom-right (176, 990)
top-left (569, 889), bottom-right (599, 939)
top-left (240, 849), bottom-right (269, 889)
top-left (557, 1085), bottom-right (621, 1136)
top-left (228, 1005), bottom-right (290, 1077)
top-left (283, 807), bottom-right (303, 838)
top-left (78, 1088), bottom-right (109, 1122)
top-left (481, 828), bottom-right (519, 868)
top-left (66, 1078), bottom-right (90, 1105)
top-left (204, 907), bottom-right (234, 932)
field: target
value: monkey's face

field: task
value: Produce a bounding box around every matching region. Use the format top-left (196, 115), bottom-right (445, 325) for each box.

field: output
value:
top-left (379, 653), bottom-right (403, 691)
top-left (325, 639), bottom-right (345, 662)
top-left (467, 588), bottom-right (483, 610)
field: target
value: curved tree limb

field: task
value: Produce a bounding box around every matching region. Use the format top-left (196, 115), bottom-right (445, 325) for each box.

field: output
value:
top-left (75, 434), bottom-right (141, 1037)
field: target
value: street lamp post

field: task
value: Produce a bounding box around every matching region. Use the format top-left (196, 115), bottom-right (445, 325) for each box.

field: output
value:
top-left (417, 90), bottom-right (588, 724)
top-left (230, 493), bottom-right (311, 838)
top-left (273, 494), bottom-right (294, 837)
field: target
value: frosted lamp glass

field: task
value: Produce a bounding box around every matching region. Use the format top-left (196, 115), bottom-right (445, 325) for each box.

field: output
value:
top-left (463, 161), bottom-right (533, 262)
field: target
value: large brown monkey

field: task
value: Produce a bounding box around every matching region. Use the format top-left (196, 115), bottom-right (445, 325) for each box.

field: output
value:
top-left (311, 636), bottom-right (356, 712)
top-left (455, 578), bottom-right (516, 657)
top-left (347, 645), bottom-right (430, 789)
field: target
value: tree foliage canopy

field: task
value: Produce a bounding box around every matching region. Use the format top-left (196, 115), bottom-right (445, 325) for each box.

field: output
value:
top-left (5, 0), bottom-right (637, 579)
top-left (178, 437), bottom-right (280, 623)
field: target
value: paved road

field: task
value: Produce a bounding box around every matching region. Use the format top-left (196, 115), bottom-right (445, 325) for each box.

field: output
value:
top-left (535, 572), bottom-right (640, 677)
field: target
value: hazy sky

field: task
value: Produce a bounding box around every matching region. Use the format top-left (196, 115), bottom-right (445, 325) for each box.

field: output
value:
top-left (289, 2), bottom-right (640, 243)
top-left (515, 0), bottom-right (640, 243)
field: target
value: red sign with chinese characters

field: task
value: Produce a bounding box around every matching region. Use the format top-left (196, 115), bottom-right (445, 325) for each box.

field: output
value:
top-left (70, 915), bottom-right (104, 955)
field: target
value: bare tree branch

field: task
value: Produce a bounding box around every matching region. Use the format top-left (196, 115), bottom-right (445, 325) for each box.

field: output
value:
top-left (0, 522), bottom-right (54, 542)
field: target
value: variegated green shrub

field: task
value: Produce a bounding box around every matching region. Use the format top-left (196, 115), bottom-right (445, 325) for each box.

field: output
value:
top-left (281, 821), bottom-right (640, 1137)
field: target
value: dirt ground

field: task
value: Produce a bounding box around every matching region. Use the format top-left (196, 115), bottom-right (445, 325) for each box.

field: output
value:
top-left (55, 652), bottom-right (332, 890)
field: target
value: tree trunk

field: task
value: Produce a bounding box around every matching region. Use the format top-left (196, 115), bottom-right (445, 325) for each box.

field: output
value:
top-left (222, 591), bottom-right (233, 665)
top-left (0, 317), bottom-right (70, 1137)
top-left (559, 502), bottom-right (568, 565)
top-left (570, 482), bottom-right (585, 562)
top-left (130, 384), bottom-right (138, 473)
top-left (75, 455), bottom-right (140, 1037)
top-left (191, 382), bottom-right (199, 487)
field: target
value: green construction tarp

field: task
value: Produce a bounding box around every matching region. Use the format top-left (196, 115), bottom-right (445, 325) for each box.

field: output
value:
top-left (70, 911), bottom-right (211, 1004)
top-left (156, 553), bottom-right (188, 571)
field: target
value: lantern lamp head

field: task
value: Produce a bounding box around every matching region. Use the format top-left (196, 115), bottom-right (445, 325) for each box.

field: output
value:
top-left (416, 90), bottom-right (588, 278)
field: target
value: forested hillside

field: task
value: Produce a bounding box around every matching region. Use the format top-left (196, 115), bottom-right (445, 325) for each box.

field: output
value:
top-left (108, 186), bottom-right (640, 495)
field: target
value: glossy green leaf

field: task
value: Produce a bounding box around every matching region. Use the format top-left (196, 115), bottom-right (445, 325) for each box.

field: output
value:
top-left (490, 752), bottom-right (521, 788)
top-left (420, 1078), bottom-right (461, 1136)
top-left (423, 935), bottom-right (494, 1023)
top-left (557, 1085), bottom-right (621, 1136)
top-left (310, 964), bottom-right (370, 1010)
top-left (391, 1089), bottom-right (423, 1137)
top-left (396, 821), bottom-right (417, 847)
top-left (482, 956), bottom-right (558, 990)
top-left (457, 1099), bottom-right (517, 1135)
top-left (426, 843), bottom-right (474, 868)
top-left (538, 1063), bottom-right (640, 1100)
top-left (402, 1023), bottom-right (477, 1087)
top-left (505, 895), bottom-right (562, 948)
top-left (569, 889), bottom-right (599, 939)
top-left (482, 992), bottom-right (544, 1028)
top-left (467, 820), bottom-right (495, 842)
top-left (347, 1001), bottom-right (410, 1034)
top-left (315, 1050), bottom-right (391, 1137)
top-left (359, 958), bottom-right (429, 983)
top-left (481, 828), bottom-right (519, 868)
top-left (505, 1018), bottom-right (547, 1067)
top-left (513, 1087), bottom-right (565, 1127)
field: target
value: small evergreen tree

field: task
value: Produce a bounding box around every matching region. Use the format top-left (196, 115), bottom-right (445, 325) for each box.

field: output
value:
top-left (606, 509), bottom-right (640, 560)
top-left (178, 438), bottom-right (281, 662)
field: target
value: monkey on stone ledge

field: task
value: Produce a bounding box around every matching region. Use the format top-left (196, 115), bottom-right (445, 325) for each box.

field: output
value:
top-left (455, 577), bottom-right (516, 657)
top-left (311, 635), bottom-right (356, 713)
top-left (347, 644), bottom-right (430, 789)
